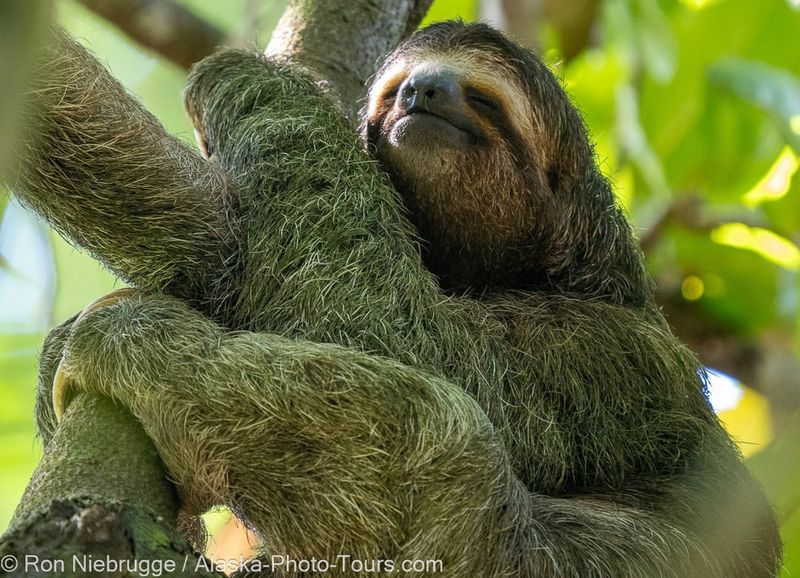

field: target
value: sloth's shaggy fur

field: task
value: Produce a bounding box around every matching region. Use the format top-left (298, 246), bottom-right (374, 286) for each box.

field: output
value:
top-left (22, 22), bottom-right (780, 578)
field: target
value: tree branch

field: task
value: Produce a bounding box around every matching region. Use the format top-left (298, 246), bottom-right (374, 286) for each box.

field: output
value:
top-left (0, 2), bottom-right (51, 178)
top-left (74, 0), bottom-right (226, 70)
top-left (1, 395), bottom-right (223, 577)
top-left (11, 395), bottom-right (178, 527)
top-left (496, 0), bottom-right (600, 61)
top-left (265, 0), bottom-right (435, 120)
top-left (639, 195), bottom-right (764, 254)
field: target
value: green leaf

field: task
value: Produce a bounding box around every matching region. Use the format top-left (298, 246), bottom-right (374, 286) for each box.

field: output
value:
top-left (616, 84), bottom-right (671, 200)
top-left (708, 57), bottom-right (800, 152)
top-left (633, 0), bottom-right (677, 82)
top-left (638, 0), bottom-right (800, 202)
top-left (763, 170), bottom-right (800, 240)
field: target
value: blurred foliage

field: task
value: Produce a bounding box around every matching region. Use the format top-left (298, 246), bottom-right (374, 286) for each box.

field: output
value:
top-left (1, 0), bottom-right (800, 573)
top-left (0, 333), bottom-right (41, 530)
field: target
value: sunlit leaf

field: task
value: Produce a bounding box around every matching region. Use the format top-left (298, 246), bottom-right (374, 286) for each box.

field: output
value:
top-left (709, 57), bottom-right (800, 152)
top-left (743, 146), bottom-right (799, 206)
top-left (678, 0), bottom-right (724, 9)
top-left (760, 144), bottom-right (800, 237)
top-left (711, 223), bottom-right (800, 270)
top-left (717, 385), bottom-right (774, 457)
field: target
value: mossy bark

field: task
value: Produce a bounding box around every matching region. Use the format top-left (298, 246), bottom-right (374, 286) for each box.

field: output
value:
top-left (0, 395), bottom-right (223, 577)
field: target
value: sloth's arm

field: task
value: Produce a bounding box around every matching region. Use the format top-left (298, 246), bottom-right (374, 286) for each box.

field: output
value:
top-left (7, 30), bottom-right (237, 305)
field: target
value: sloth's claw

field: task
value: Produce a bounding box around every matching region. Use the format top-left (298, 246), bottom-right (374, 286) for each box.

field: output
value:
top-left (52, 357), bottom-right (71, 422)
top-left (52, 288), bottom-right (136, 422)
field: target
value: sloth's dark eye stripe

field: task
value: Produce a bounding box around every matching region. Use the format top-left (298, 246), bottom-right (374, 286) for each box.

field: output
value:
top-left (465, 87), bottom-right (500, 111)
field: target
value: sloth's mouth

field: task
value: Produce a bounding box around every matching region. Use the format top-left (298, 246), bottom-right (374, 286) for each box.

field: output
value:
top-left (391, 110), bottom-right (479, 147)
top-left (409, 106), bottom-right (478, 135)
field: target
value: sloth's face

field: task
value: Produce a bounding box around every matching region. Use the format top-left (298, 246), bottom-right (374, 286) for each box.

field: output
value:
top-left (367, 57), bottom-right (517, 150)
top-left (361, 23), bottom-right (557, 224)
top-left (362, 31), bottom-right (540, 207)
top-left (364, 44), bottom-right (534, 177)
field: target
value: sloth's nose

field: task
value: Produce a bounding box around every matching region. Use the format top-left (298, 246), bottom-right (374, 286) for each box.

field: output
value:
top-left (399, 72), bottom-right (461, 115)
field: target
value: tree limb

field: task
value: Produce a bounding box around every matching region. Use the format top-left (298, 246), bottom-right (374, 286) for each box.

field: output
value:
top-left (74, 0), bottom-right (226, 70)
top-left (1, 395), bottom-right (223, 577)
top-left (2, 313), bottom-right (220, 574)
top-left (496, 0), bottom-right (600, 61)
top-left (639, 195), bottom-right (764, 254)
top-left (11, 395), bottom-right (178, 529)
top-left (265, 0), bottom-right (435, 120)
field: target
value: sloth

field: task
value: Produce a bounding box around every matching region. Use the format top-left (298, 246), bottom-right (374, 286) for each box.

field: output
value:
top-left (28, 20), bottom-right (780, 578)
